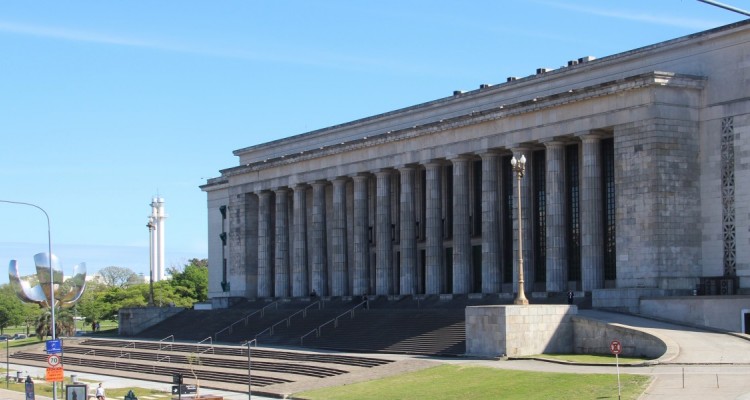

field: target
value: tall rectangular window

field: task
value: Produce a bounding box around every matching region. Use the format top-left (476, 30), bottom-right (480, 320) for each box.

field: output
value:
top-left (566, 145), bottom-right (581, 282)
top-left (533, 150), bottom-right (546, 283)
top-left (502, 155), bottom-right (514, 283)
top-left (602, 138), bottom-right (616, 280)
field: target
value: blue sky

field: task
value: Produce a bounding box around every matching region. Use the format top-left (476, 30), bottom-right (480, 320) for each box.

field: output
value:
top-left (0, 1), bottom-right (743, 283)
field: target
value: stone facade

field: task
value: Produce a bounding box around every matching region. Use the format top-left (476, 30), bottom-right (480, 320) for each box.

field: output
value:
top-left (202, 21), bottom-right (750, 310)
top-left (465, 305), bottom-right (575, 357)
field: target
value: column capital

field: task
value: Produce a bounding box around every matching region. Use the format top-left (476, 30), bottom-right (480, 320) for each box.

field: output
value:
top-left (478, 150), bottom-right (501, 160)
top-left (396, 164), bottom-right (419, 172)
top-left (424, 159), bottom-right (447, 168)
top-left (575, 129), bottom-right (608, 141)
top-left (374, 168), bottom-right (394, 177)
top-left (310, 180), bottom-right (328, 188)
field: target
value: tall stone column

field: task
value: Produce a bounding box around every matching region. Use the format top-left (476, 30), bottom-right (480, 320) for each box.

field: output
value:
top-left (229, 192), bottom-right (259, 298)
top-left (331, 177), bottom-right (348, 296)
top-left (311, 181), bottom-right (328, 296)
top-left (480, 152), bottom-right (501, 293)
top-left (257, 191), bottom-right (274, 297)
top-left (292, 184), bottom-right (309, 297)
top-left (581, 134), bottom-right (604, 291)
top-left (399, 166), bottom-right (417, 295)
top-left (274, 188), bottom-right (290, 297)
top-left (452, 156), bottom-right (472, 294)
top-left (544, 141), bottom-right (567, 292)
top-left (352, 174), bottom-right (370, 295)
top-left (425, 161), bottom-right (444, 294)
top-left (512, 148), bottom-right (534, 294)
top-left (375, 169), bottom-right (393, 295)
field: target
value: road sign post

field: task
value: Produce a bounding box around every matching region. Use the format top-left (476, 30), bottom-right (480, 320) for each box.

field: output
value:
top-left (610, 340), bottom-right (622, 400)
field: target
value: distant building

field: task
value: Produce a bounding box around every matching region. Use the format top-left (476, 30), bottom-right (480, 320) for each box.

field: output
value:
top-left (202, 21), bottom-right (750, 312)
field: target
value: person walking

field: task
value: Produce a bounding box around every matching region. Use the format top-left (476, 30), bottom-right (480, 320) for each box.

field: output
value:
top-left (95, 383), bottom-right (105, 400)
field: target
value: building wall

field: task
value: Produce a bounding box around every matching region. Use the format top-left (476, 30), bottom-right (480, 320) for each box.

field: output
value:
top-left (202, 21), bottom-right (750, 308)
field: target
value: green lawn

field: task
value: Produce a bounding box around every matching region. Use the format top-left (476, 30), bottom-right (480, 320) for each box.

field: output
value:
top-left (296, 364), bottom-right (651, 400)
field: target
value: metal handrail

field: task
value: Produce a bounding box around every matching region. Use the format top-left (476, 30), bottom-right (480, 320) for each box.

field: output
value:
top-left (80, 349), bottom-right (95, 365)
top-left (255, 301), bottom-right (321, 341)
top-left (214, 301), bottom-right (278, 341)
top-left (159, 335), bottom-right (174, 351)
top-left (300, 300), bottom-right (368, 345)
top-left (240, 339), bottom-right (257, 356)
top-left (197, 336), bottom-right (214, 354)
top-left (154, 354), bottom-right (171, 373)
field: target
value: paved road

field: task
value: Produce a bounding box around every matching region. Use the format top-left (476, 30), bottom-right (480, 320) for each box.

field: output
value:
top-left (2, 310), bottom-right (748, 399)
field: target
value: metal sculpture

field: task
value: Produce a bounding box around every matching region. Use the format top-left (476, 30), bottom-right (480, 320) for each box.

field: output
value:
top-left (8, 253), bottom-right (86, 308)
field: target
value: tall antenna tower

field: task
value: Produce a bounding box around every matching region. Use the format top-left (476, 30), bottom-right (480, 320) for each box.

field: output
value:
top-left (149, 197), bottom-right (167, 281)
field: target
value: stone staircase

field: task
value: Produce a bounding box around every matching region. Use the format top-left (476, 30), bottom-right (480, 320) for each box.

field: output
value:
top-left (9, 337), bottom-right (393, 394)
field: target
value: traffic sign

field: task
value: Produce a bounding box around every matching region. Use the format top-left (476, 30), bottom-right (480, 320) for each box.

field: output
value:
top-left (45, 339), bottom-right (62, 354)
top-left (610, 340), bottom-right (622, 355)
top-left (47, 354), bottom-right (61, 367)
top-left (45, 367), bottom-right (63, 382)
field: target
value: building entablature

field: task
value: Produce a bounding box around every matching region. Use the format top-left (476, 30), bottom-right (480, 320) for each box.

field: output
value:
top-left (202, 71), bottom-right (704, 193)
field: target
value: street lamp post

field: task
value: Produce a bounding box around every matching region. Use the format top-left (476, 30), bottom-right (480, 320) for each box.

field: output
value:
top-left (0, 199), bottom-right (58, 399)
top-left (147, 218), bottom-right (155, 306)
top-left (510, 156), bottom-right (529, 306)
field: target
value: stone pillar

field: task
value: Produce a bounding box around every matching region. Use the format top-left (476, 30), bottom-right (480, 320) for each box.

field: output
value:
top-left (480, 152), bottom-right (501, 293)
top-left (581, 134), bottom-right (604, 291)
top-left (544, 141), bottom-right (567, 292)
top-left (311, 181), bottom-right (328, 296)
top-left (257, 191), bottom-right (274, 297)
top-left (399, 166), bottom-right (417, 295)
top-left (229, 192), bottom-right (259, 298)
top-left (331, 177), bottom-right (348, 296)
top-left (352, 174), bottom-right (370, 295)
top-left (375, 169), bottom-right (393, 295)
top-left (425, 161), bottom-right (444, 294)
top-left (292, 184), bottom-right (309, 297)
top-left (274, 188), bottom-right (290, 297)
top-left (512, 149), bottom-right (534, 294)
top-left (452, 156), bottom-right (472, 294)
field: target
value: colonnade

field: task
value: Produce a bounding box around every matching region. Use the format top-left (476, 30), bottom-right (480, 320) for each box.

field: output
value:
top-left (231, 135), bottom-right (613, 299)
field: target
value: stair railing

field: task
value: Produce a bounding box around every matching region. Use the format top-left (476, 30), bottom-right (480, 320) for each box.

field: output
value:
top-left (214, 301), bottom-right (278, 341)
top-left (254, 301), bottom-right (321, 341)
top-left (159, 335), bottom-right (174, 351)
top-left (300, 299), bottom-right (368, 346)
top-left (197, 336), bottom-right (214, 354)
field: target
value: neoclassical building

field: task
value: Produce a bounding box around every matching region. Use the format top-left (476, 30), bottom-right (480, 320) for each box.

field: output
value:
top-left (202, 21), bottom-right (750, 311)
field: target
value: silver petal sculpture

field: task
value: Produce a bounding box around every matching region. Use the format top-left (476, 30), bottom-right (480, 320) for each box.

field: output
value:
top-left (8, 252), bottom-right (86, 308)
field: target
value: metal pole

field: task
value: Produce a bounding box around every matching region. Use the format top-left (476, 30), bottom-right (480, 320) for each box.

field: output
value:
top-left (510, 157), bottom-right (529, 305)
top-left (697, 0), bottom-right (750, 17)
top-left (5, 337), bottom-right (8, 389)
top-left (0, 200), bottom-right (56, 399)
top-left (147, 220), bottom-right (155, 306)
top-left (247, 339), bottom-right (253, 400)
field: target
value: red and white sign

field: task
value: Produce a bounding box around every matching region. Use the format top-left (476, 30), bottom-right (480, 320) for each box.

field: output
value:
top-left (610, 340), bottom-right (622, 355)
top-left (47, 354), bottom-right (61, 367)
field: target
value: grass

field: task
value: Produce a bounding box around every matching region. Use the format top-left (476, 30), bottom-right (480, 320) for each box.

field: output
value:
top-left (296, 364), bottom-right (651, 400)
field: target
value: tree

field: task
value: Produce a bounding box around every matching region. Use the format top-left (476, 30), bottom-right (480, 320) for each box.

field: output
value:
top-left (98, 266), bottom-right (138, 288)
top-left (0, 284), bottom-right (26, 334)
top-left (167, 258), bottom-right (208, 303)
top-left (35, 308), bottom-right (76, 339)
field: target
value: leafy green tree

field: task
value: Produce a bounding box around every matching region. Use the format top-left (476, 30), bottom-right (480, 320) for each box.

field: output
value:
top-left (0, 284), bottom-right (26, 334)
top-left (77, 281), bottom-right (113, 325)
top-left (167, 258), bottom-right (208, 303)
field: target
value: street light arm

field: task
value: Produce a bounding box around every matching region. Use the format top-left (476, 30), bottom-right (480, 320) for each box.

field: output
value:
top-left (0, 199), bottom-right (58, 400)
